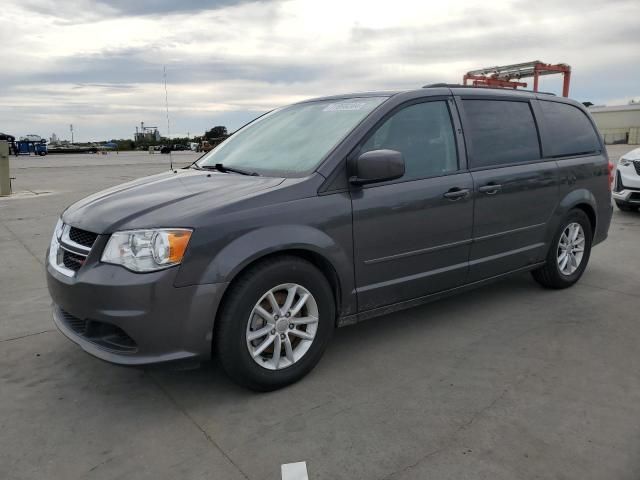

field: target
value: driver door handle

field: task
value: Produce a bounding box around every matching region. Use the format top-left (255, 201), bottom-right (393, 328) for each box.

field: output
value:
top-left (443, 188), bottom-right (470, 200)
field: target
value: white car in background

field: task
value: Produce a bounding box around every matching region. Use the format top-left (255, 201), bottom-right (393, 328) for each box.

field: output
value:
top-left (613, 147), bottom-right (640, 211)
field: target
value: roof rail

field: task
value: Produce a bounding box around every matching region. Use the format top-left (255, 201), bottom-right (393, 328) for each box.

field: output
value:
top-left (422, 83), bottom-right (462, 88)
top-left (421, 83), bottom-right (556, 96)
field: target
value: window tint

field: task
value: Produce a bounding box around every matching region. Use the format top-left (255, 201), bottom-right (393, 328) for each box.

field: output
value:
top-left (463, 100), bottom-right (540, 168)
top-left (539, 101), bottom-right (600, 157)
top-left (360, 101), bottom-right (457, 180)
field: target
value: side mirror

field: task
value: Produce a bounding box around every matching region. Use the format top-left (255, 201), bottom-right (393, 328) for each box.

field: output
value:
top-left (349, 149), bottom-right (405, 186)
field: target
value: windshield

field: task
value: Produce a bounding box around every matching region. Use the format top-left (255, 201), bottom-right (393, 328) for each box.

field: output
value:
top-left (197, 96), bottom-right (387, 177)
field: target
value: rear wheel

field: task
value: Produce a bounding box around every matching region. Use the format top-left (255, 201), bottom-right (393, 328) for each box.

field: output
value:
top-left (215, 256), bottom-right (335, 391)
top-left (531, 209), bottom-right (592, 289)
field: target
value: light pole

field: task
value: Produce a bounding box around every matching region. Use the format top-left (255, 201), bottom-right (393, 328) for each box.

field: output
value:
top-left (70, 124), bottom-right (74, 144)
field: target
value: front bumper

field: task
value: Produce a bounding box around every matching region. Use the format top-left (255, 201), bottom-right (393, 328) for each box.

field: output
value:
top-left (613, 162), bottom-right (640, 204)
top-left (612, 189), bottom-right (640, 204)
top-left (47, 254), bottom-right (228, 366)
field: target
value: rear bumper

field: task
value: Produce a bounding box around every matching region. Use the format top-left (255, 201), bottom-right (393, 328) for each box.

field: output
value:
top-left (46, 257), bottom-right (228, 366)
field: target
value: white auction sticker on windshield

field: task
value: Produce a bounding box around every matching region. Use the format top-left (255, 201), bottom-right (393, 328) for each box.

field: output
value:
top-left (323, 102), bottom-right (367, 112)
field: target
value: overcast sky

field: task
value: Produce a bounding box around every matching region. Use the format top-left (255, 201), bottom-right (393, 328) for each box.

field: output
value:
top-left (2, 0), bottom-right (638, 142)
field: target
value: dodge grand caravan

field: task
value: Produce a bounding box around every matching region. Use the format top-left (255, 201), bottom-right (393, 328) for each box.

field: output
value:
top-left (46, 85), bottom-right (613, 390)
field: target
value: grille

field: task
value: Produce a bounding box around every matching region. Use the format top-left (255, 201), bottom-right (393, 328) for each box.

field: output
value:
top-left (68, 227), bottom-right (98, 248)
top-left (57, 308), bottom-right (138, 353)
top-left (634, 161), bottom-right (640, 176)
top-left (59, 308), bottom-right (89, 334)
top-left (54, 225), bottom-right (97, 275)
top-left (62, 250), bottom-right (86, 272)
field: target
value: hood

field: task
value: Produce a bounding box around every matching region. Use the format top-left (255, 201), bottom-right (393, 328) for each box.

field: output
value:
top-left (62, 169), bottom-right (285, 233)
top-left (621, 148), bottom-right (640, 161)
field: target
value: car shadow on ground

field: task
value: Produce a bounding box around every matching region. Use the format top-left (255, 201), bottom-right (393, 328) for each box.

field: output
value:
top-left (612, 208), bottom-right (640, 222)
top-left (146, 272), bottom-right (542, 401)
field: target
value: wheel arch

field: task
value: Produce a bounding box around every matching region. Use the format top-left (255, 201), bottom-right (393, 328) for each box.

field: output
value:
top-left (552, 189), bottom-right (598, 241)
top-left (205, 223), bottom-right (355, 324)
top-left (211, 248), bottom-right (346, 354)
top-left (572, 203), bottom-right (596, 237)
top-left (241, 247), bottom-right (340, 309)
top-left (182, 222), bottom-right (355, 307)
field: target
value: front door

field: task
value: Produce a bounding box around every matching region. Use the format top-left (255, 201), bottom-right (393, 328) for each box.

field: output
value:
top-left (350, 98), bottom-right (474, 311)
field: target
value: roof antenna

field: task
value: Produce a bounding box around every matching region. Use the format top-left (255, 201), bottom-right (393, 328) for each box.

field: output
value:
top-left (163, 65), bottom-right (173, 171)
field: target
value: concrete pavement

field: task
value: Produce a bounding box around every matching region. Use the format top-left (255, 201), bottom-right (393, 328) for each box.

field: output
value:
top-left (1, 147), bottom-right (639, 480)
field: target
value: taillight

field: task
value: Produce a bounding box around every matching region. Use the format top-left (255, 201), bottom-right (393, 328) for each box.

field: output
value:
top-left (608, 161), bottom-right (614, 191)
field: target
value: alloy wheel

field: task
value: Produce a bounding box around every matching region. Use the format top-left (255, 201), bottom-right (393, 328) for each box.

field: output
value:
top-left (557, 222), bottom-right (585, 276)
top-left (246, 283), bottom-right (319, 370)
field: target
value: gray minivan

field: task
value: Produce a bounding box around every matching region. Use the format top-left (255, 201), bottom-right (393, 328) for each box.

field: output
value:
top-left (46, 85), bottom-right (613, 390)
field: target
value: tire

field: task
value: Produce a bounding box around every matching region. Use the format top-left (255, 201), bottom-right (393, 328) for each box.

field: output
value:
top-left (214, 256), bottom-right (335, 391)
top-left (531, 209), bottom-right (592, 289)
top-left (615, 201), bottom-right (634, 212)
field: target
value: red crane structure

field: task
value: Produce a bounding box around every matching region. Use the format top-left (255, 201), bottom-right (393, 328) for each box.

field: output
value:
top-left (463, 61), bottom-right (572, 97)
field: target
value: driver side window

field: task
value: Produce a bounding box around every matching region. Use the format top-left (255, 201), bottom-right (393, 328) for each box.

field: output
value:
top-left (361, 100), bottom-right (458, 180)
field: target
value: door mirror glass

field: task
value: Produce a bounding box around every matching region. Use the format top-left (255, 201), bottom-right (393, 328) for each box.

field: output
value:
top-left (349, 149), bottom-right (405, 186)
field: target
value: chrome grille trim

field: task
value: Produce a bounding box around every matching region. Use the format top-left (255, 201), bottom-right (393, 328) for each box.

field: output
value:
top-left (49, 237), bottom-right (77, 277)
top-left (50, 223), bottom-right (97, 277)
top-left (60, 225), bottom-right (92, 254)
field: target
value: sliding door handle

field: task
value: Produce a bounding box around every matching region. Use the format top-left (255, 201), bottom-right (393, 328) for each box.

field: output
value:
top-left (478, 184), bottom-right (502, 195)
top-left (443, 188), bottom-right (470, 200)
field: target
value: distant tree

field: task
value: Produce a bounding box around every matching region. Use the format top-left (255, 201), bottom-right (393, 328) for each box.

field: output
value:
top-left (110, 139), bottom-right (135, 150)
top-left (582, 101), bottom-right (594, 107)
top-left (205, 126), bottom-right (228, 140)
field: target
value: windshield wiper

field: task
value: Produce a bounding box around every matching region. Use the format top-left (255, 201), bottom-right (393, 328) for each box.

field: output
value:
top-left (199, 163), bottom-right (260, 176)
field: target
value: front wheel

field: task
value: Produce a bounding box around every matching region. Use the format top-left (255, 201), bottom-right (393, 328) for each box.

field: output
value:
top-left (531, 209), bottom-right (592, 289)
top-left (215, 256), bottom-right (335, 391)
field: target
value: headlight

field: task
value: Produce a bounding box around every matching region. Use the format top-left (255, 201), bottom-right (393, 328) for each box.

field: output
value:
top-left (53, 218), bottom-right (64, 240)
top-left (619, 157), bottom-right (631, 166)
top-left (101, 228), bottom-right (193, 272)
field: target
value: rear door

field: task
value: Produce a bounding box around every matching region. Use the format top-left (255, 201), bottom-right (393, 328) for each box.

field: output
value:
top-left (350, 98), bottom-right (474, 311)
top-left (456, 97), bottom-right (560, 282)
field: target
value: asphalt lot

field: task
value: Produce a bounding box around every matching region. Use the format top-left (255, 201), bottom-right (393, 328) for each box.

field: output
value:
top-left (1, 146), bottom-right (639, 480)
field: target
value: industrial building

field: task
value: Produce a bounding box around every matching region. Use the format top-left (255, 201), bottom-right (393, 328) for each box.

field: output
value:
top-left (589, 103), bottom-right (640, 145)
top-left (134, 122), bottom-right (161, 143)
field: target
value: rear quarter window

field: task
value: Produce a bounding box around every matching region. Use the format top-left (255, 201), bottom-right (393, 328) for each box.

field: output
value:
top-left (539, 101), bottom-right (600, 157)
top-left (462, 99), bottom-right (540, 168)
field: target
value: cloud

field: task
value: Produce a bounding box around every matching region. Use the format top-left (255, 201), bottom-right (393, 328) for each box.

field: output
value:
top-left (16, 49), bottom-right (328, 85)
top-left (0, 0), bottom-right (638, 141)
top-left (97, 0), bottom-right (267, 15)
top-left (15, 0), bottom-right (267, 20)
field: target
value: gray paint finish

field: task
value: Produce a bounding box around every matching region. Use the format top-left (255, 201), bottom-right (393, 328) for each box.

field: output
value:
top-left (351, 172), bottom-right (474, 310)
top-left (467, 161), bottom-right (559, 281)
top-left (46, 86), bottom-right (612, 365)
